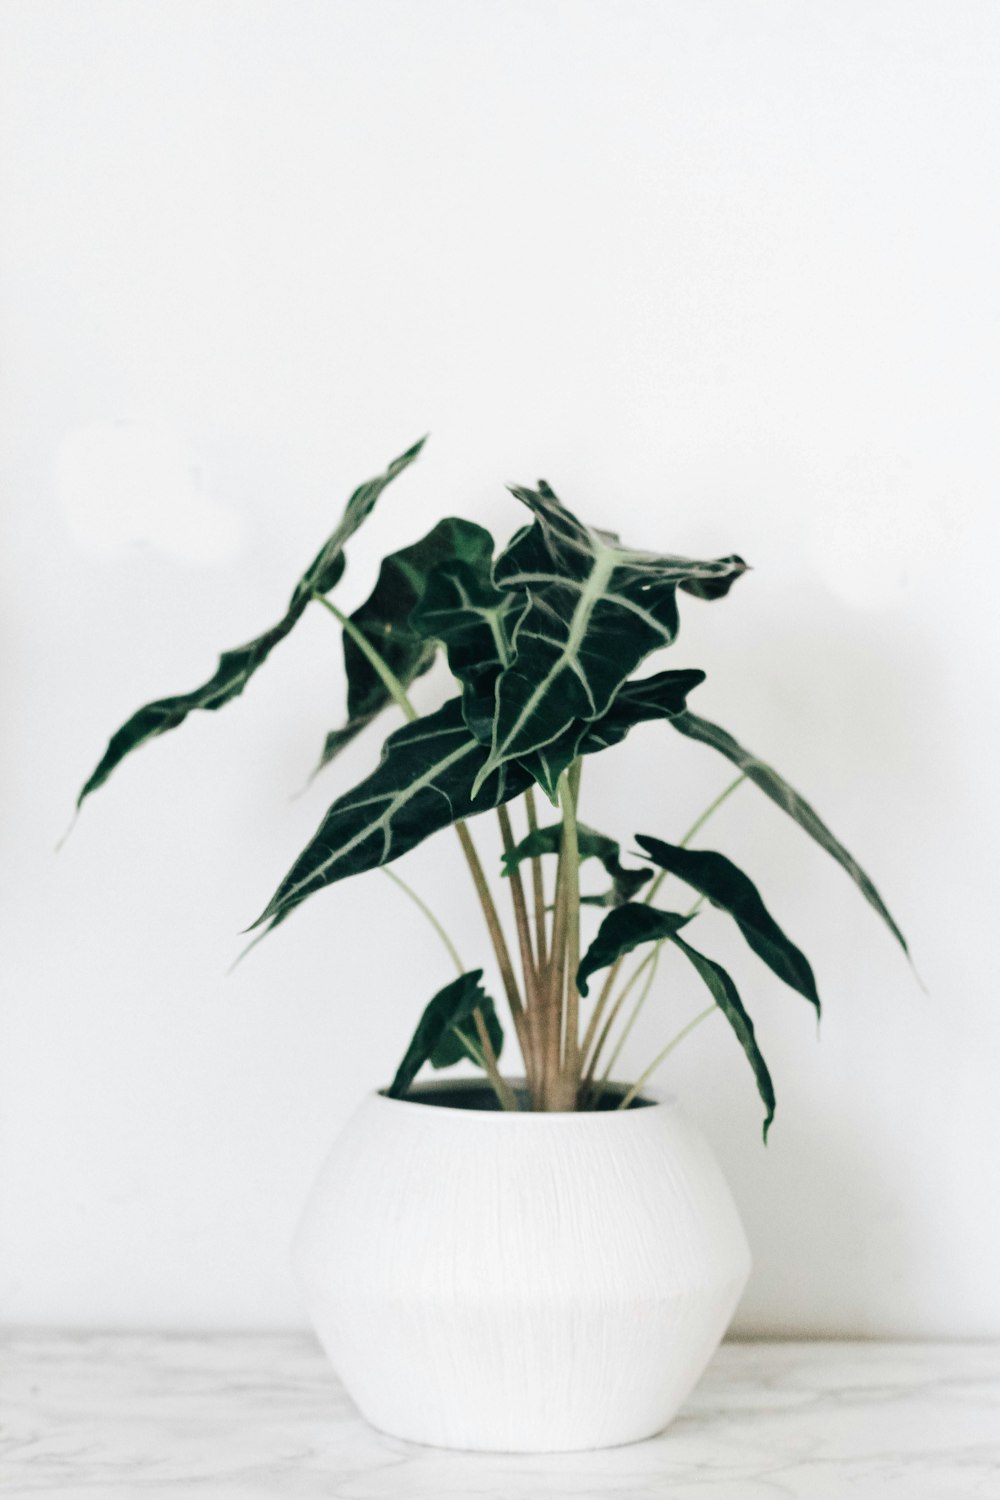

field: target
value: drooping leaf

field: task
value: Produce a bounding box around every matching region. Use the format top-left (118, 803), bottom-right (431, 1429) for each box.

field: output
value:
top-left (668, 933), bottom-right (776, 1142)
top-left (502, 821), bottom-right (652, 908)
top-left (668, 711), bottom-right (908, 954)
top-left (576, 904), bottom-right (776, 1141)
top-left (522, 667), bottom-right (707, 801)
top-left (469, 479), bottom-right (746, 794)
top-left (249, 697), bottom-right (532, 938)
top-left (314, 517), bottom-right (494, 773)
top-left (388, 970), bottom-right (493, 1098)
top-left (77, 438), bottom-right (426, 809)
top-left (576, 904), bottom-right (692, 995)
top-left (430, 989), bottom-right (504, 1069)
top-left (635, 835), bottom-right (821, 1016)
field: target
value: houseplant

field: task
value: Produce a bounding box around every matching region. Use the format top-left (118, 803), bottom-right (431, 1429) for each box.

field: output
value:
top-left (74, 438), bottom-right (907, 1450)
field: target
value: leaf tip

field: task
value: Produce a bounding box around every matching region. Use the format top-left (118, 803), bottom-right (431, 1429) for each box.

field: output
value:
top-left (54, 808), bottom-right (80, 854)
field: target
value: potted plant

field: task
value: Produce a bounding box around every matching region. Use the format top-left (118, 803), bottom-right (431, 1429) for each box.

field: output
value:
top-left (73, 438), bottom-right (907, 1452)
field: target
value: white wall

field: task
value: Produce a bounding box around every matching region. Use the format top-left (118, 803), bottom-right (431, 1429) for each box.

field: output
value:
top-left (2, 0), bottom-right (998, 1336)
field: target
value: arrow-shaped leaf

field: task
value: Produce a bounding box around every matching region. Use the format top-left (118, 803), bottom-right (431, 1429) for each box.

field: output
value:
top-left (430, 990), bottom-right (504, 1069)
top-left (668, 710), bottom-right (908, 955)
top-left (388, 970), bottom-right (495, 1098)
top-left (470, 479), bottom-right (746, 794)
top-left (635, 835), bottom-right (821, 1016)
top-left (576, 904), bottom-right (692, 995)
top-left (250, 697), bottom-right (532, 937)
top-left (314, 517), bottom-right (494, 773)
top-left (522, 667), bottom-right (707, 802)
top-left (502, 822), bottom-right (652, 907)
top-left (410, 552), bottom-right (524, 744)
top-left (77, 438), bottom-right (426, 810)
top-left (577, 903), bottom-right (776, 1140)
top-left (669, 933), bottom-right (776, 1142)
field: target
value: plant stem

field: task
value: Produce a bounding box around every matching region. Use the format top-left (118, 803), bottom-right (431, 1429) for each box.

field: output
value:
top-left (315, 593), bottom-right (529, 1085)
top-left (587, 947), bottom-right (662, 1110)
top-left (496, 805), bottom-right (540, 1093)
top-left (590, 888), bottom-right (707, 1101)
top-left (450, 1025), bottom-right (487, 1068)
top-left (524, 787), bottom-right (548, 969)
top-left (579, 773), bottom-right (746, 1099)
top-left (643, 774), bottom-right (746, 907)
top-left (583, 944), bottom-right (658, 1086)
top-left (560, 761), bottom-right (583, 1074)
top-left (454, 821), bottom-right (529, 1034)
top-left (472, 1007), bottom-right (520, 1111)
top-left (381, 867), bottom-right (464, 976)
top-left (617, 1004), bottom-right (717, 1111)
top-left (314, 595), bottom-right (418, 723)
top-left (447, 1026), bottom-right (513, 1115)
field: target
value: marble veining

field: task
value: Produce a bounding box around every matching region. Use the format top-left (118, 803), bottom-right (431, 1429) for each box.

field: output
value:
top-left (1, 1333), bottom-right (998, 1498)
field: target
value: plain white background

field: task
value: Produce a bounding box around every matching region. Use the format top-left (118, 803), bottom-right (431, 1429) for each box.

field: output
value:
top-left (2, 0), bottom-right (998, 1337)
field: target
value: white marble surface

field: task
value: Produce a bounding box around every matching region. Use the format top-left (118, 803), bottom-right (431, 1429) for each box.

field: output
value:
top-left (1, 1333), bottom-right (998, 1498)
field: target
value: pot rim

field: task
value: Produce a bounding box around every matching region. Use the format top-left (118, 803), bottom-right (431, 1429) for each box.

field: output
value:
top-left (374, 1076), bottom-right (677, 1119)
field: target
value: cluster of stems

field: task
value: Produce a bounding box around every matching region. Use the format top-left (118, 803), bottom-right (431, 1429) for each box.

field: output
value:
top-left (322, 595), bottom-right (741, 1112)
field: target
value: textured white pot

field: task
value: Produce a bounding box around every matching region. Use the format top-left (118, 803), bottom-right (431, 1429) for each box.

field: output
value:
top-left (292, 1078), bottom-right (751, 1452)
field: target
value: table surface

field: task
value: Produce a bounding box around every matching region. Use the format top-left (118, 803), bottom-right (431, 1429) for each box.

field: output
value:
top-left (1, 1332), bottom-right (998, 1499)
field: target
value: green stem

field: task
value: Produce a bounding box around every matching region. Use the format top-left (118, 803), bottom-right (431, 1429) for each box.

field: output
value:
top-left (524, 787), bottom-right (548, 969)
top-left (381, 867), bottom-right (463, 976)
top-left (316, 590), bottom-right (527, 1072)
top-left (450, 1025), bottom-right (487, 1069)
top-left (590, 890), bottom-right (705, 1105)
top-left (617, 1003), bottom-right (717, 1111)
top-left (313, 594), bottom-right (419, 722)
top-left (472, 1007), bottom-right (520, 1111)
top-left (585, 944), bottom-right (659, 1090)
top-left (560, 761), bottom-right (583, 1073)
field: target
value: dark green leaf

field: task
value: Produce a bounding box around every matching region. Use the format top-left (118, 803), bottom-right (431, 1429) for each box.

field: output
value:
top-left (77, 438), bottom-right (426, 809)
top-left (314, 517), bottom-right (494, 773)
top-left (669, 933), bottom-right (776, 1142)
top-left (430, 990), bottom-right (504, 1068)
top-left (668, 711), bottom-right (908, 955)
top-left (576, 904), bottom-right (692, 995)
top-left (249, 697), bottom-right (532, 938)
top-left (521, 667), bottom-right (707, 802)
top-left (502, 821), bottom-right (652, 907)
top-left (577, 903), bottom-right (776, 1140)
top-left (411, 551), bottom-right (524, 744)
top-left (470, 479), bottom-right (746, 794)
top-left (388, 970), bottom-right (492, 1098)
top-left (635, 835), bottom-right (821, 1015)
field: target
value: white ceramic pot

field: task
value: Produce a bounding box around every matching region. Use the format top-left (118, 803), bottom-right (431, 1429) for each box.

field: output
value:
top-left (292, 1078), bottom-right (751, 1453)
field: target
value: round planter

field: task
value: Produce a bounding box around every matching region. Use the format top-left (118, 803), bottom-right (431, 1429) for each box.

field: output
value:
top-left (292, 1078), bottom-right (751, 1452)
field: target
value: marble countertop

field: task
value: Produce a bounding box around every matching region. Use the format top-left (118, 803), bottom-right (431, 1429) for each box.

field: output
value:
top-left (1, 1332), bottom-right (997, 1498)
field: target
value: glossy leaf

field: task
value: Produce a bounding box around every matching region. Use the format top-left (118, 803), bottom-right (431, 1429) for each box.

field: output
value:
top-left (577, 903), bottom-right (776, 1141)
top-left (249, 697), bottom-right (532, 938)
top-left (314, 517), bottom-right (494, 772)
top-left (576, 904), bottom-right (692, 995)
top-left (77, 438), bottom-right (425, 809)
top-left (470, 479), bottom-right (746, 794)
top-left (668, 711), bottom-right (908, 954)
top-left (410, 551), bottom-right (523, 744)
top-left (430, 990), bottom-right (504, 1069)
top-left (522, 668), bottom-right (707, 802)
top-left (635, 835), bottom-right (821, 1015)
top-left (388, 970), bottom-right (494, 1098)
top-left (502, 821), bottom-right (652, 908)
top-left (669, 932), bottom-right (776, 1142)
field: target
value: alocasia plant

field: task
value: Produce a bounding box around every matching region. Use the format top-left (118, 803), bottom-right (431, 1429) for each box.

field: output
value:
top-left (73, 439), bottom-right (908, 1132)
